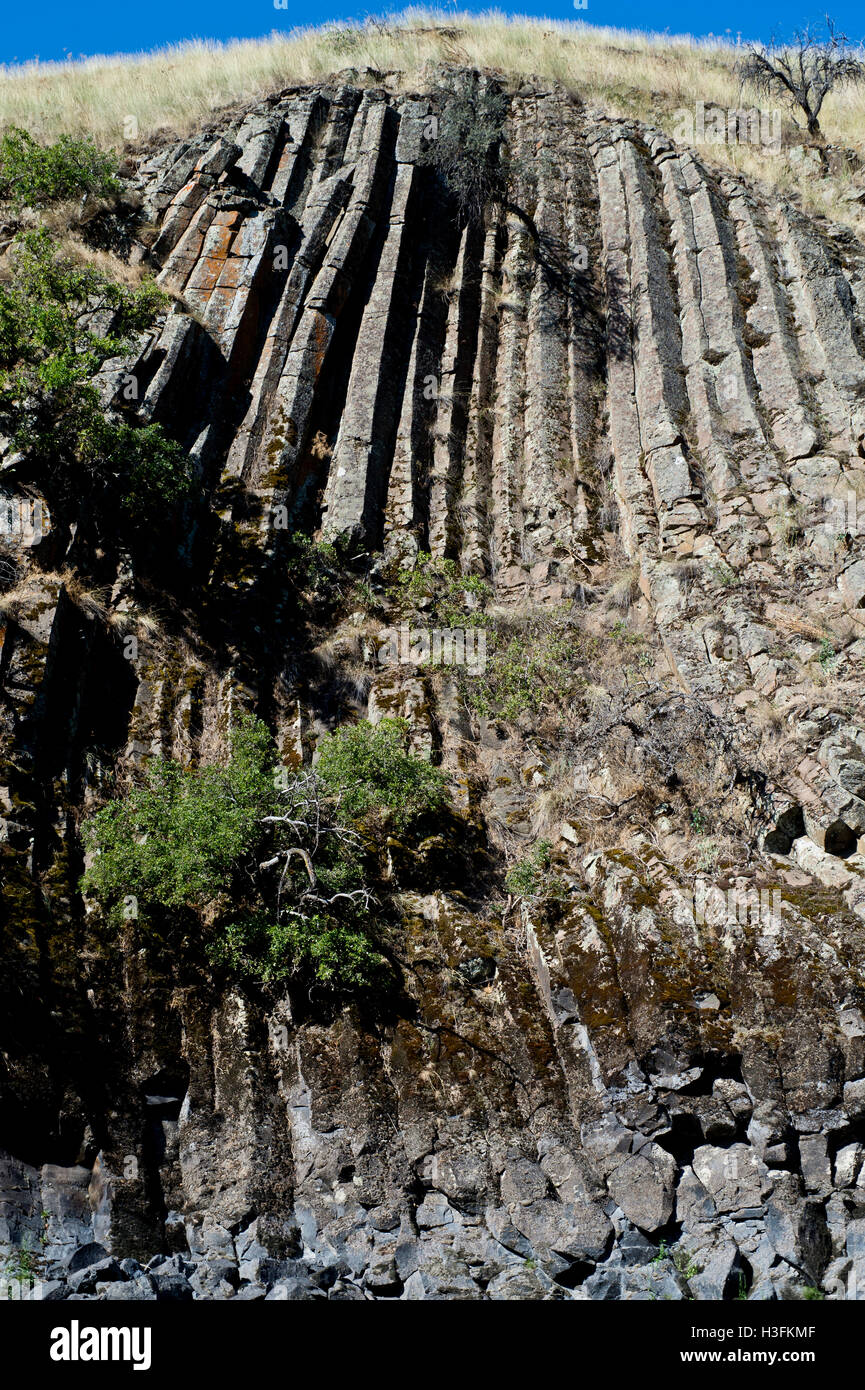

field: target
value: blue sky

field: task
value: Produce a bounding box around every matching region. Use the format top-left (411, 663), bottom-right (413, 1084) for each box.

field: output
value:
top-left (1, 1), bottom-right (862, 66)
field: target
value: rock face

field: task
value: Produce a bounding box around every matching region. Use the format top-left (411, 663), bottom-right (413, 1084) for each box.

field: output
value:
top-left (2, 71), bottom-right (865, 1301)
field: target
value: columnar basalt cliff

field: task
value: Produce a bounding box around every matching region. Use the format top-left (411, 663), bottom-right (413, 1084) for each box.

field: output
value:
top-left (2, 69), bottom-right (865, 1302)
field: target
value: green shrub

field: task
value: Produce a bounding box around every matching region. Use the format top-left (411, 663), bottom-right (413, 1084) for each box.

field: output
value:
top-left (818, 637), bottom-right (836, 673)
top-left (671, 1248), bottom-right (700, 1281)
top-left (0, 127), bottom-right (119, 208)
top-left (316, 717), bottom-right (450, 833)
top-left (284, 533), bottom-right (343, 593)
top-left (709, 561), bottom-right (739, 588)
top-left (2, 1246), bottom-right (38, 1286)
top-left (505, 839), bottom-right (568, 902)
top-left (81, 419), bottom-right (194, 514)
top-left (609, 619), bottom-right (642, 644)
top-left (82, 715), bottom-right (277, 910)
top-left (82, 715), bottom-right (450, 992)
top-left (208, 911), bottom-right (386, 992)
top-left (0, 229), bottom-right (165, 398)
top-left (468, 608), bottom-right (597, 723)
top-left (391, 552), bottom-right (491, 628)
top-left (0, 228), bottom-right (191, 517)
top-left (472, 632), bottom-right (550, 721)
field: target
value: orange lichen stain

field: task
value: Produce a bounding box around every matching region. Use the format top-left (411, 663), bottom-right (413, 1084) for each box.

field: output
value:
top-left (188, 253), bottom-right (231, 296)
top-left (204, 286), bottom-right (239, 330)
top-left (194, 221), bottom-right (238, 275)
top-left (176, 203), bottom-right (214, 254)
top-left (173, 178), bottom-right (200, 205)
top-left (311, 310), bottom-right (331, 377)
top-left (273, 142), bottom-right (294, 175)
top-left (211, 283), bottom-right (242, 310)
top-left (215, 258), bottom-right (247, 291)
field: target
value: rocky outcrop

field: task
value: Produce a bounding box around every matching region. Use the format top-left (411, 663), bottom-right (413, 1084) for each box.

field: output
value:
top-left (2, 70), bottom-right (865, 1301)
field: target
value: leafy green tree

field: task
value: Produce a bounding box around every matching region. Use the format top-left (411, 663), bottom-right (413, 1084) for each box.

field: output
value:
top-left (0, 228), bottom-right (192, 515)
top-left (208, 911), bottom-right (384, 992)
top-left (82, 715), bottom-right (277, 910)
top-left (82, 715), bottom-right (450, 992)
top-left (81, 419), bottom-right (192, 514)
top-left (316, 717), bottom-right (450, 832)
top-left (0, 127), bottom-right (119, 208)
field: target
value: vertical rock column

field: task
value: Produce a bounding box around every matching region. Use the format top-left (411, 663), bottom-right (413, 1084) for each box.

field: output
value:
top-left (590, 125), bottom-right (660, 560)
top-left (489, 98), bottom-right (533, 595)
top-left (266, 98), bottom-right (396, 534)
top-left (458, 214), bottom-right (503, 575)
top-left (321, 137), bottom-right (420, 540)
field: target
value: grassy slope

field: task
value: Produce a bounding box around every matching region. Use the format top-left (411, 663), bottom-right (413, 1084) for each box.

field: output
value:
top-left (0, 9), bottom-right (864, 235)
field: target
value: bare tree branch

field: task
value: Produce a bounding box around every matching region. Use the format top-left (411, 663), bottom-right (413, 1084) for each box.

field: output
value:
top-left (737, 19), bottom-right (865, 140)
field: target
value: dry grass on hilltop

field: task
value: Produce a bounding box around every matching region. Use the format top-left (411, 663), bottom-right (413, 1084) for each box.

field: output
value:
top-left (1, 10), bottom-right (864, 234)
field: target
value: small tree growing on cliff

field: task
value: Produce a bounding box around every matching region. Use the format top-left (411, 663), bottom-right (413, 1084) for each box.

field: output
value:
top-left (82, 715), bottom-right (450, 993)
top-left (737, 20), bottom-right (865, 141)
